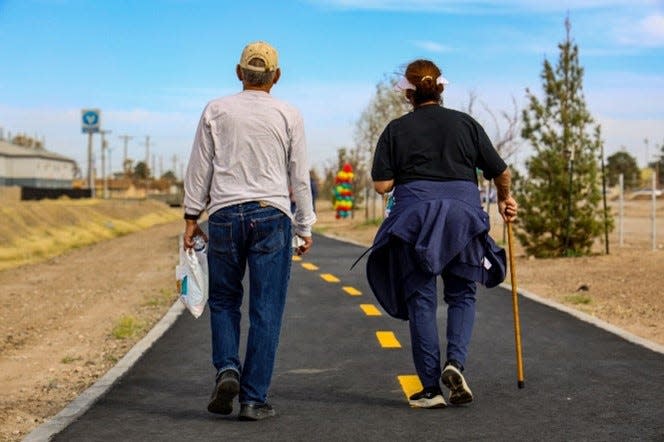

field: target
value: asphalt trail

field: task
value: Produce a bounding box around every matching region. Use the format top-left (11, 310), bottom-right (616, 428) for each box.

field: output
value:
top-left (53, 234), bottom-right (664, 441)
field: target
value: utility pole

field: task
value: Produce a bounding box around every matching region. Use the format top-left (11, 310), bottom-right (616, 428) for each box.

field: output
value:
top-left (644, 138), bottom-right (649, 168)
top-left (100, 130), bottom-right (112, 199)
top-left (172, 155), bottom-right (178, 180)
top-left (87, 131), bottom-right (95, 197)
top-left (118, 135), bottom-right (133, 175)
top-left (144, 135), bottom-right (151, 178)
top-left (108, 144), bottom-right (113, 188)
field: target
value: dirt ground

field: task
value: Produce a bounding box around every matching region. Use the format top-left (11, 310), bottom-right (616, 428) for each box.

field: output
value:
top-left (1, 198), bottom-right (663, 441)
top-left (0, 220), bottom-right (182, 441)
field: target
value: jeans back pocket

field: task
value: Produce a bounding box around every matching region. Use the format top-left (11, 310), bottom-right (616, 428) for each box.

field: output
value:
top-left (250, 211), bottom-right (289, 254)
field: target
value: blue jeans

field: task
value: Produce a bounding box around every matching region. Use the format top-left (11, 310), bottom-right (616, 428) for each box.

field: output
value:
top-left (207, 202), bottom-right (292, 405)
top-left (406, 272), bottom-right (477, 389)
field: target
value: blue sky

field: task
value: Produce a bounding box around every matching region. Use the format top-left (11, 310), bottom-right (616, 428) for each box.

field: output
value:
top-left (1, 0), bottom-right (663, 177)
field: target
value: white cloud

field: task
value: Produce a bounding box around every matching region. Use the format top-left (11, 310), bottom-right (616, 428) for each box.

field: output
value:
top-left (641, 14), bottom-right (664, 39)
top-left (308, 0), bottom-right (658, 13)
top-left (0, 83), bottom-right (374, 172)
top-left (275, 81), bottom-right (376, 166)
top-left (3, 68), bottom-right (662, 174)
top-left (616, 13), bottom-right (664, 47)
top-left (0, 105), bottom-right (198, 173)
top-left (411, 40), bottom-right (453, 53)
top-left (584, 71), bottom-right (664, 119)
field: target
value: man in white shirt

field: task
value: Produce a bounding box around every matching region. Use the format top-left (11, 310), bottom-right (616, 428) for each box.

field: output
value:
top-left (183, 41), bottom-right (316, 421)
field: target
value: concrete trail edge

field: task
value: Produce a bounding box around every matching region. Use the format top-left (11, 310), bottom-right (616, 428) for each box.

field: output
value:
top-left (501, 282), bottom-right (664, 355)
top-left (23, 300), bottom-right (186, 442)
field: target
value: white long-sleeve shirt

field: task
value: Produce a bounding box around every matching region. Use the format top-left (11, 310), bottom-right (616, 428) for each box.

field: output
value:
top-left (184, 90), bottom-right (316, 236)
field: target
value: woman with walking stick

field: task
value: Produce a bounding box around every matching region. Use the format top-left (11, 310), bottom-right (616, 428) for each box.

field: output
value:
top-left (368, 59), bottom-right (518, 408)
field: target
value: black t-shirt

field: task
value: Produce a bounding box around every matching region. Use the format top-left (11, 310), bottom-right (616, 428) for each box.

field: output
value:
top-left (371, 105), bottom-right (507, 184)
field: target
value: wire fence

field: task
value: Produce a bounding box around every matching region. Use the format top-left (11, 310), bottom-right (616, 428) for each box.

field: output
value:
top-left (486, 186), bottom-right (662, 255)
top-left (354, 174), bottom-right (662, 254)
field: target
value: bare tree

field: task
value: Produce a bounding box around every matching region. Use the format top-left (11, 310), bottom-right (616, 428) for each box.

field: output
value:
top-left (462, 92), bottom-right (520, 161)
top-left (486, 98), bottom-right (520, 238)
top-left (481, 96), bottom-right (520, 161)
top-left (463, 93), bottom-right (520, 236)
top-left (353, 75), bottom-right (411, 219)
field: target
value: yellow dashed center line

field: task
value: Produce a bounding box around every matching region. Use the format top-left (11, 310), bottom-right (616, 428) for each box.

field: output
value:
top-left (342, 286), bottom-right (362, 296)
top-left (376, 331), bottom-right (401, 348)
top-left (397, 375), bottom-right (422, 400)
top-left (360, 304), bottom-right (382, 316)
top-left (296, 259), bottom-right (410, 404)
top-left (301, 262), bottom-right (319, 271)
top-left (320, 273), bottom-right (340, 283)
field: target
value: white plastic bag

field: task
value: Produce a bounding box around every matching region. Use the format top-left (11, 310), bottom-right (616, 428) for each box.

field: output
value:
top-left (176, 244), bottom-right (208, 318)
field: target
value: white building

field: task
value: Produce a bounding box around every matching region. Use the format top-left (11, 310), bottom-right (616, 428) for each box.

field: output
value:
top-left (0, 140), bottom-right (77, 188)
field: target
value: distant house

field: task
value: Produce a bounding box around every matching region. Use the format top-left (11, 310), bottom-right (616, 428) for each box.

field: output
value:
top-left (0, 139), bottom-right (77, 189)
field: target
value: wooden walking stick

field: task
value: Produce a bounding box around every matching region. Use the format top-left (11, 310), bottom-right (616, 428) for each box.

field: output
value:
top-left (507, 222), bottom-right (525, 388)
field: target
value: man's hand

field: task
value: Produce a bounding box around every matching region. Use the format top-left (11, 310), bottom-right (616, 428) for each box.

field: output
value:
top-left (498, 196), bottom-right (518, 223)
top-left (183, 219), bottom-right (208, 250)
top-left (295, 235), bottom-right (313, 256)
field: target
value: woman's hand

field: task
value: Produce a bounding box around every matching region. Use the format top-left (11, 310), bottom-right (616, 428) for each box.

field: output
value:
top-left (498, 196), bottom-right (518, 223)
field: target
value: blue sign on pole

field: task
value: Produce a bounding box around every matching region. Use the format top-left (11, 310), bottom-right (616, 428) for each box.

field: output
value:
top-left (81, 109), bottom-right (101, 134)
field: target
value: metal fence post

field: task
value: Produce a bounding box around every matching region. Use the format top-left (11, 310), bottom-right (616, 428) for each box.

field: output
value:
top-left (652, 172), bottom-right (657, 251)
top-left (619, 174), bottom-right (624, 247)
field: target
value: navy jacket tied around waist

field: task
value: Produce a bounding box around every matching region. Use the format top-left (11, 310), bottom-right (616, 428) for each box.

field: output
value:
top-left (366, 180), bottom-right (506, 320)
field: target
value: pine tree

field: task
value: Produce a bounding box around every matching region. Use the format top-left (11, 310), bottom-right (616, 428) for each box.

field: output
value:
top-left (517, 18), bottom-right (610, 257)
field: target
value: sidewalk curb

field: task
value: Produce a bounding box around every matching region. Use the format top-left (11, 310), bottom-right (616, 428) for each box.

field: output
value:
top-left (23, 300), bottom-right (185, 442)
top-left (501, 282), bottom-right (664, 355)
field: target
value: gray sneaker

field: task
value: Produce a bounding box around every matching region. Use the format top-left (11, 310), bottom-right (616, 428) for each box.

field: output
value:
top-left (441, 361), bottom-right (473, 405)
top-left (207, 370), bottom-right (240, 415)
top-left (238, 403), bottom-right (276, 421)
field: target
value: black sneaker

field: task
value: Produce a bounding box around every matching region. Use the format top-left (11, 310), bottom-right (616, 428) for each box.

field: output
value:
top-left (207, 370), bottom-right (240, 415)
top-left (441, 361), bottom-right (473, 405)
top-left (238, 402), bottom-right (276, 421)
top-left (408, 386), bottom-right (447, 409)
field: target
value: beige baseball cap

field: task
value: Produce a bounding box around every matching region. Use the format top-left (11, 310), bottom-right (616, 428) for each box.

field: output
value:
top-left (239, 41), bottom-right (279, 72)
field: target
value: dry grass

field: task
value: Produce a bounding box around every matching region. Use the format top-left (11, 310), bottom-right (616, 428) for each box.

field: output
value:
top-left (0, 198), bottom-right (181, 270)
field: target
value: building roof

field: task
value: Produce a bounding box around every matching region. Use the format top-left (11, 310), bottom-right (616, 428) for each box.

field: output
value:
top-left (0, 140), bottom-right (76, 163)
